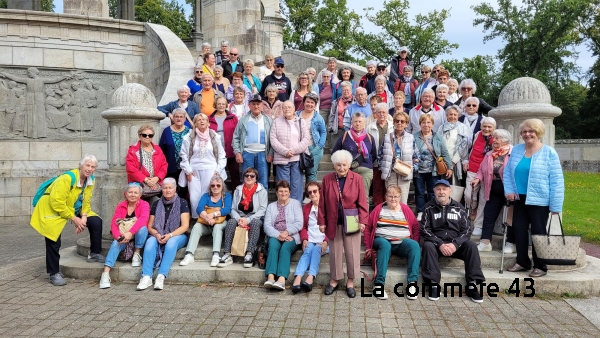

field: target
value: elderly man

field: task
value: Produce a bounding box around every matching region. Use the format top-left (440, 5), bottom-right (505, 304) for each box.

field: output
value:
top-left (389, 47), bottom-right (414, 83)
top-left (406, 88), bottom-right (445, 134)
top-left (192, 73), bottom-right (225, 116)
top-left (158, 85), bottom-right (200, 127)
top-left (215, 40), bottom-right (230, 65)
top-left (225, 72), bottom-right (253, 104)
top-left (222, 47), bottom-right (243, 81)
top-left (232, 94), bottom-right (274, 188)
top-left (259, 58), bottom-right (292, 102)
top-left (316, 57), bottom-right (340, 85)
top-left (420, 179), bottom-right (485, 303)
top-left (343, 87), bottom-right (371, 130)
top-left (358, 60), bottom-right (377, 91)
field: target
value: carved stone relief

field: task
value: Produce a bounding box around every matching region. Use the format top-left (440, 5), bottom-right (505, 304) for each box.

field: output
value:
top-left (0, 67), bottom-right (123, 140)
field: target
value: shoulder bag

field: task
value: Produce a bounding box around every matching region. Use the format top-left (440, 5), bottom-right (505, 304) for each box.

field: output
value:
top-left (198, 195), bottom-right (227, 225)
top-left (336, 175), bottom-right (360, 235)
top-left (422, 133), bottom-right (448, 175)
top-left (391, 133), bottom-right (412, 176)
top-left (138, 147), bottom-right (162, 198)
top-left (297, 118), bottom-right (315, 172)
top-left (531, 214), bottom-right (581, 265)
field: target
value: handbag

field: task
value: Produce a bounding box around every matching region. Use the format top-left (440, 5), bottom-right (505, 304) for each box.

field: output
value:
top-left (138, 146), bottom-right (162, 198)
top-left (360, 249), bottom-right (378, 281)
top-left (297, 119), bottom-right (315, 172)
top-left (391, 134), bottom-right (412, 176)
top-left (197, 196), bottom-right (227, 225)
top-left (531, 214), bottom-right (580, 266)
top-left (231, 226), bottom-right (249, 256)
top-left (335, 175), bottom-right (360, 235)
top-left (422, 133), bottom-right (448, 175)
top-left (254, 240), bottom-right (269, 270)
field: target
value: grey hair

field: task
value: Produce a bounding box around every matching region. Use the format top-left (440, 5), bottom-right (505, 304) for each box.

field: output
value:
top-left (436, 84), bottom-right (449, 93)
top-left (465, 96), bottom-right (480, 106)
top-left (306, 67), bottom-right (316, 74)
top-left (445, 105), bottom-right (461, 116)
top-left (172, 108), bottom-right (187, 116)
top-left (375, 102), bottom-right (388, 113)
top-left (208, 175), bottom-right (227, 196)
top-left (126, 183), bottom-right (143, 194)
top-left (331, 149), bottom-right (353, 166)
top-left (355, 87), bottom-right (367, 95)
top-left (202, 42), bottom-right (211, 49)
top-left (221, 40), bottom-right (229, 47)
top-left (422, 88), bottom-right (435, 97)
top-left (177, 85), bottom-right (191, 94)
top-left (321, 70), bottom-right (332, 77)
top-left (459, 79), bottom-right (477, 94)
top-left (351, 112), bottom-right (366, 120)
top-left (448, 78), bottom-right (458, 87)
top-left (375, 75), bottom-right (387, 84)
top-left (403, 65), bottom-right (413, 73)
top-left (79, 154), bottom-right (98, 167)
top-left (163, 177), bottom-right (177, 188)
top-left (340, 81), bottom-right (352, 89)
top-left (201, 73), bottom-right (214, 80)
top-left (214, 65), bottom-right (224, 72)
top-left (481, 116), bottom-right (497, 127)
top-left (492, 129), bottom-right (512, 144)
top-left (265, 83), bottom-right (278, 93)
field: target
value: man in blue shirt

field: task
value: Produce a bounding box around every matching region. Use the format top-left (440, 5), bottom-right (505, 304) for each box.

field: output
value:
top-left (343, 87), bottom-right (371, 130)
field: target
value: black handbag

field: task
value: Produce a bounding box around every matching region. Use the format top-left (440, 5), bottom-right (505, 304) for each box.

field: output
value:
top-left (298, 119), bottom-right (314, 172)
top-left (254, 240), bottom-right (268, 269)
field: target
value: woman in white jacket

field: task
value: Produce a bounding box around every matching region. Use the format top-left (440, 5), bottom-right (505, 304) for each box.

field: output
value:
top-left (179, 114), bottom-right (227, 218)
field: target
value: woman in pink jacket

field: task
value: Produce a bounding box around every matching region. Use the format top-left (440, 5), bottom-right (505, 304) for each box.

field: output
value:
top-left (269, 101), bottom-right (312, 201)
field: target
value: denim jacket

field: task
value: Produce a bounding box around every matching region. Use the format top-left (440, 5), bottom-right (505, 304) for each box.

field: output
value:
top-left (296, 110), bottom-right (327, 149)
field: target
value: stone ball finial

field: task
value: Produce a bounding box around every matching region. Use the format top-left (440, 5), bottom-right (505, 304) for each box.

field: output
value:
top-left (490, 77), bottom-right (561, 118)
top-left (101, 83), bottom-right (165, 121)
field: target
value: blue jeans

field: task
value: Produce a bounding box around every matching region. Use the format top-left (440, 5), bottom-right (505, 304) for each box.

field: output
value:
top-left (373, 237), bottom-right (420, 286)
top-left (415, 172), bottom-right (438, 213)
top-left (141, 234), bottom-right (188, 277)
top-left (276, 161), bottom-right (303, 201)
top-left (104, 227), bottom-right (149, 268)
top-left (294, 242), bottom-right (324, 277)
top-left (242, 151), bottom-right (268, 188)
top-left (305, 145), bottom-right (323, 183)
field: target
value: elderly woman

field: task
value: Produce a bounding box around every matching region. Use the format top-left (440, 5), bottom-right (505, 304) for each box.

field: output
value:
top-left (31, 155), bottom-right (104, 286)
top-left (179, 114), bottom-right (227, 219)
top-left (290, 71), bottom-right (318, 111)
top-left (261, 84), bottom-right (283, 119)
top-left (213, 65), bottom-right (230, 93)
top-left (456, 79), bottom-right (494, 115)
top-left (318, 150), bottom-right (369, 297)
top-left (318, 71), bottom-right (333, 122)
top-left (202, 53), bottom-right (216, 78)
top-left (364, 185), bottom-right (420, 300)
top-left (225, 72), bottom-right (252, 104)
top-left (470, 129), bottom-right (515, 252)
top-left (306, 67), bottom-right (320, 93)
top-left (126, 125), bottom-right (168, 203)
top-left (210, 96), bottom-right (240, 191)
top-left (459, 97), bottom-right (484, 136)
top-left (242, 59), bottom-right (262, 94)
top-left (196, 42), bottom-right (211, 66)
top-left (228, 86), bottom-right (250, 118)
top-left (292, 182), bottom-right (328, 293)
top-left (270, 100), bottom-right (312, 201)
top-left (366, 103), bottom-right (394, 206)
top-left (415, 65), bottom-right (436, 104)
top-left (437, 105), bottom-right (472, 186)
top-left (137, 178), bottom-right (190, 290)
top-left (447, 78), bottom-right (460, 103)
top-left (218, 167), bottom-right (268, 268)
top-left (180, 175), bottom-right (232, 266)
top-left (332, 66), bottom-right (358, 101)
top-left (435, 84), bottom-right (452, 109)
top-left (394, 66), bottom-right (419, 111)
top-left (259, 53), bottom-right (275, 81)
top-left (99, 183), bottom-right (150, 289)
top-left (298, 93), bottom-right (327, 183)
top-left (367, 76), bottom-right (394, 111)
top-left (504, 119), bottom-right (564, 277)
top-left (159, 108), bottom-right (191, 198)
top-left (464, 117), bottom-right (496, 236)
top-left (263, 180), bottom-right (304, 291)
top-left (380, 111), bottom-right (418, 205)
top-left (414, 114), bottom-right (452, 217)
top-left (389, 91), bottom-right (406, 116)
top-left (328, 81), bottom-right (355, 149)
top-left (157, 85), bottom-right (200, 127)
top-left (332, 112), bottom-right (378, 196)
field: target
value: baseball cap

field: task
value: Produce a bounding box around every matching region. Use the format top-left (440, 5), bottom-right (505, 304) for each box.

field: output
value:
top-left (249, 94), bottom-right (263, 103)
top-left (274, 58), bottom-right (285, 65)
top-left (434, 179), bottom-right (451, 188)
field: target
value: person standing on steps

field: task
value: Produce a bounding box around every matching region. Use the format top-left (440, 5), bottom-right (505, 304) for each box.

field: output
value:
top-left (259, 58), bottom-right (292, 102)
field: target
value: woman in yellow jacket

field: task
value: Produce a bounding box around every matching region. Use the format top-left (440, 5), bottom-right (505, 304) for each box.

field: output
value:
top-left (30, 155), bottom-right (104, 286)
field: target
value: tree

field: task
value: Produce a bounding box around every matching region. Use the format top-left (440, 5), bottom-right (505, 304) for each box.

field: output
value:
top-left (441, 55), bottom-right (501, 105)
top-left (280, 0), bottom-right (322, 52)
top-left (353, 0), bottom-right (458, 71)
top-left (134, 0), bottom-right (192, 40)
top-left (552, 79), bottom-right (588, 139)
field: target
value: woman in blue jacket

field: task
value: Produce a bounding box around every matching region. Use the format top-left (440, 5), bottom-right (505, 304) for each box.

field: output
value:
top-left (503, 119), bottom-right (564, 278)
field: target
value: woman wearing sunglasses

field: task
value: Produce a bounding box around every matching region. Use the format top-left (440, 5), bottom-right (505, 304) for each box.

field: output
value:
top-left (455, 79), bottom-right (494, 115)
top-left (125, 125), bottom-right (168, 204)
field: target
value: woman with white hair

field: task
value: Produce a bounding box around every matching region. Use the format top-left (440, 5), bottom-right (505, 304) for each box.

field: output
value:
top-left (367, 76), bottom-right (395, 111)
top-left (435, 84), bottom-right (452, 109)
top-left (328, 81), bottom-right (355, 148)
top-left (30, 154), bottom-right (104, 286)
top-left (259, 53), bottom-right (275, 81)
top-left (159, 108), bottom-right (191, 198)
top-left (213, 65), bottom-right (230, 93)
top-left (447, 79), bottom-right (459, 103)
top-left (458, 97), bottom-right (484, 136)
top-left (455, 79), bottom-right (494, 115)
top-left (306, 67), bottom-right (320, 93)
top-left (157, 85), bottom-right (200, 128)
top-left (196, 42), bottom-right (212, 67)
top-left (438, 105), bottom-right (472, 185)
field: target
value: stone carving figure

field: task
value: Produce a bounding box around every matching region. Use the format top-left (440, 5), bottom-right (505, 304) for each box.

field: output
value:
top-left (0, 67), bottom-right (76, 138)
top-left (6, 81), bottom-right (26, 135)
top-left (45, 87), bottom-right (71, 132)
top-left (66, 81), bottom-right (93, 132)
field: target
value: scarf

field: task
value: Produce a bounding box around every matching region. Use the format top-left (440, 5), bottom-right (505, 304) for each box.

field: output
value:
top-left (403, 77), bottom-right (412, 102)
top-left (241, 183), bottom-right (258, 211)
top-left (483, 135), bottom-right (493, 155)
top-left (350, 127), bottom-right (369, 156)
top-left (152, 195), bottom-right (181, 268)
top-left (492, 145), bottom-right (510, 159)
top-left (195, 127), bottom-right (210, 158)
top-left (465, 114), bottom-right (478, 134)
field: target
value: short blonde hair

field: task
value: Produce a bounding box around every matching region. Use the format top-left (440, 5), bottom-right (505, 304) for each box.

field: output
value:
top-left (393, 111), bottom-right (409, 123)
top-left (421, 65), bottom-right (431, 73)
top-left (520, 119), bottom-right (545, 139)
top-left (386, 185), bottom-right (402, 196)
top-left (244, 59), bottom-right (254, 67)
top-left (419, 114), bottom-right (434, 124)
top-left (138, 125), bottom-right (155, 135)
top-left (394, 91), bottom-right (406, 100)
top-left (193, 113), bottom-right (208, 124)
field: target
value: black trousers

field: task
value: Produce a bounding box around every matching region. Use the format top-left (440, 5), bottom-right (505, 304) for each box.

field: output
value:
top-left (421, 240), bottom-right (485, 284)
top-left (45, 215), bottom-right (103, 275)
top-left (481, 180), bottom-right (515, 242)
top-left (513, 195), bottom-right (549, 271)
top-left (166, 170), bottom-right (188, 200)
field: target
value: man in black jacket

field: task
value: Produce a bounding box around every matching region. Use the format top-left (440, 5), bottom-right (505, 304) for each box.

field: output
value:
top-left (259, 58), bottom-right (292, 101)
top-left (420, 179), bottom-right (485, 303)
top-left (222, 47), bottom-right (243, 81)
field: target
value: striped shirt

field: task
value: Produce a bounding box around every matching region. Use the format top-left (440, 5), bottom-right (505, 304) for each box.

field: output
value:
top-left (375, 206), bottom-right (410, 244)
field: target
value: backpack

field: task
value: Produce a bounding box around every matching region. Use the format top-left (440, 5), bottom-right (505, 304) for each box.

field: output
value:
top-left (32, 171), bottom-right (77, 207)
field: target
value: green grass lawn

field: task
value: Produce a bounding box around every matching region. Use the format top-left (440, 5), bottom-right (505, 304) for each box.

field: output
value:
top-left (563, 172), bottom-right (600, 245)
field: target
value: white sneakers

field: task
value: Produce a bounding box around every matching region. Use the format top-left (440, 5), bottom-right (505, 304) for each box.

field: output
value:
top-left (131, 252), bottom-right (142, 267)
top-left (472, 228), bottom-right (482, 236)
top-left (406, 285), bottom-right (418, 300)
top-left (217, 253), bottom-right (233, 268)
top-left (137, 275), bottom-right (153, 290)
top-left (503, 242), bottom-right (515, 254)
top-left (154, 274), bottom-right (165, 290)
top-left (477, 242), bottom-right (492, 252)
top-left (373, 286), bottom-right (388, 300)
top-left (210, 255), bottom-right (220, 267)
top-left (180, 254), bottom-right (194, 266)
top-left (99, 272), bottom-right (111, 289)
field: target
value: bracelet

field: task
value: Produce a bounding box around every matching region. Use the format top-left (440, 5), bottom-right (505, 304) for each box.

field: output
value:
top-left (169, 233), bottom-right (173, 238)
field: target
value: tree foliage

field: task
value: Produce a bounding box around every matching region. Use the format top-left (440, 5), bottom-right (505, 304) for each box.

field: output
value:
top-left (441, 55), bottom-right (500, 105)
top-left (134, 0), bottom-right (192, 40)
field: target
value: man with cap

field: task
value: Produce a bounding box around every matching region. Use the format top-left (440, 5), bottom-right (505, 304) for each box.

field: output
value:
top-left (259, 58), bottom-right (292, 102)
top-left (215, 40), bottom-right (230, 65)
top-left (389, 47), bottom-right (414, 83)
top-left (316, 57), bottom-right (340, 85)
top-left (365, 62), bottom-right (395, 94)
top-left (358, 60), bottom-right (377, 91)
top-left (420, 179), bottom-right (485, 303)
top-left (232, 94), bottom-right (274, 188)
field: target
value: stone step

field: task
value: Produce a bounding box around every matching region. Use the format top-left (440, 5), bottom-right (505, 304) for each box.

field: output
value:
top-left (59, 246), bottom-right (600, 296)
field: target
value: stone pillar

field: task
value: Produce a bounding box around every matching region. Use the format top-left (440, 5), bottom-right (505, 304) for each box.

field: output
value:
top-left (7, 0), bottom-right (41, 10)
top-left (192, 0), bottom-right (204, 51)
top-left (118, 0), bottom-right (134, 20)
top-left (99, 83), bottom-right (165, 236)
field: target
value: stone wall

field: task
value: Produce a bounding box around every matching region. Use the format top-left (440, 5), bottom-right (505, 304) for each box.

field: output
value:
top-left (555, 139), bottom-right (600, 173)
top-left (281, 49), bottom-right (367, 78)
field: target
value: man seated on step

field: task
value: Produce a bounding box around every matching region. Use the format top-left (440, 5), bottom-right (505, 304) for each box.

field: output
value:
top-left (420, 179), bottom-right (485, 303)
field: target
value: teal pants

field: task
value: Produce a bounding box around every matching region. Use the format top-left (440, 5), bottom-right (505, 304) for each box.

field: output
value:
top-left (373, 237), bottom-right (420, 286)
top-left (265, 237), bottom-right (300, 279)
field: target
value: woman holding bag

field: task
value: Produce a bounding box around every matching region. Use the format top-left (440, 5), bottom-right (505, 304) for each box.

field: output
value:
top-left (437, 105), bottom-right (472, 190)
top-left (298, 93), bottom-right (327, 184)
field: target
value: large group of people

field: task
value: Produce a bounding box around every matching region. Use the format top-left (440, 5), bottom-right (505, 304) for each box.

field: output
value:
top-left (29, 42), bottom-right (564, 303)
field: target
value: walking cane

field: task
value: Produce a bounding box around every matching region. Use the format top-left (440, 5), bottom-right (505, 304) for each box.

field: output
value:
top-left (499, 200), bottom-right (513, 274)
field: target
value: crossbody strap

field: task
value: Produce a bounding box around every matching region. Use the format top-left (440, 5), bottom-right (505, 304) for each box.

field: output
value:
top-left (422, 133), bottom-right (438, 159)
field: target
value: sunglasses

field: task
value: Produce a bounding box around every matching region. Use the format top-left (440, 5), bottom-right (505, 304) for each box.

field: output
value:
top-left (307, 189), bottom-right (318, 195)
top-left (377, 68), bottom-right (386, 71)
top-left (433, 69), bottom-right (440, 73)
top-left (210, 184), bottom-right (222, 188)
top-left (266, 58), bottom-right (274, 61)
top-left (139, 133), bottom-right (154, 138)
top-left (244, 174), bottom-right (256, 178)
top-left (299, 77), bottom-right (308, 80)
top-left (461, 87), bottom-right (473, 91)
top-left (229, 53), bottom-right (238, 56)
top-left (195, 71), bottom-right (202, 74)
top-left (466, 104), bottom-right (477, 107)
top-left (421, 71), bottom-right (431, 74)
top-left (394, 120), bottom-right (407, 124)
top-left (275, 64), bottom-right (284, 68)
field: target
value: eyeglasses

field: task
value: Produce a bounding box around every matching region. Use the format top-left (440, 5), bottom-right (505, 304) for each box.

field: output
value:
top-left (229, 53), bottom-right (238, 56)
top-left (461, 87), bottom-right (473, 91)
top-left (394, 120), bottom-right (407, 124)
top-left (139, 133), bottom-right (154, 138)
top-left (174, 116), bottom-right (185, 118)
top-left (195, 71), bottom-right (202, 74)
top-left (210, 184), bottom-right (222, 188)
top-left (421, 71), bottom-right (431, 74)
top-left (299, 77), bottom-right (308, 80)
top-left (275, 64), bottom-right (284, 68)
top-left (244, 174), bottom-right (256, 178)
top-left (466, 104), bottom-right (477, 107)
top-left (521, 130), bottom-right (536, 135)
top-left (307, 189), bottom-right (318, 195)
top-left (386, 195), bottom-right (400, 199)
top-left (433, 69), bottom-right (440, 73)
top-left (377, 68), bottom-right (386, 71)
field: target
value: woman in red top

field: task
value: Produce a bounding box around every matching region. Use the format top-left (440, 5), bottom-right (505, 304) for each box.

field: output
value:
top-left (209, 96), bottom-right (240, 190)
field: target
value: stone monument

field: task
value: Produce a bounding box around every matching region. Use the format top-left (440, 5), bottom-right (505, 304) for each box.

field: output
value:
top-left (100, 83), bottom-right (165, 236)
top-left (63, 0), bottom-right (109, 17)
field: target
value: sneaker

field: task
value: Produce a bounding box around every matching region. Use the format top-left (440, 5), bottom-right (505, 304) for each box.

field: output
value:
top-left (406, 284), bottom-right (418, 300)
top-left (428, 286), bottom-right (440, 301)
top-left (477, 242), bottom-right (492, 252)
top-left (264, 280), bottom-right (275, 289)
top-left (131, 252), bottom-right (142, 267)
top-left (503, 242), bottom-right (515, 254)
top-left (99, 272), bottom-right (111, 289)
top-left (216, 253), bottom-right (233, 268)
top-left (49, 272), bottom-right (67, 286)
top-left (210, 254), bottom-right (220, 267)
top-left (466, 285), bottom-right (483, 303)
top-left (373, 286), bottom-right (388, 300)
top-left (417, 212), bottom-right (423, 221)
top-left (154, 274), bottom-right (165, 290)
top-left (472, 228), bottom-right (482, 236)
top-left (529, 268), bottom-right (547, 278)
top-left (180, 253), bottom-right (194, 266)
top-left (136, 275), bottom-right (153, 290)
top-left (87, 253), bottom-right (106, 263)
top-left (243, 253), bottom-right (253, 268)
top-left (273, 281), bottom-right (286, 290)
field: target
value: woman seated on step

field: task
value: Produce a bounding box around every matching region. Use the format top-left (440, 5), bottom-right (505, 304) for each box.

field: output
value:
top-left (99, 182), bottom-right (150, 289)
top-left (136, 178), bottom-right (190, 291)
top-left (363, 185), bottom-right (420, 300)
top-left (263, 180), bottom-right (304, 291)
top-left (180, 175), bottom-right (232, 267)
